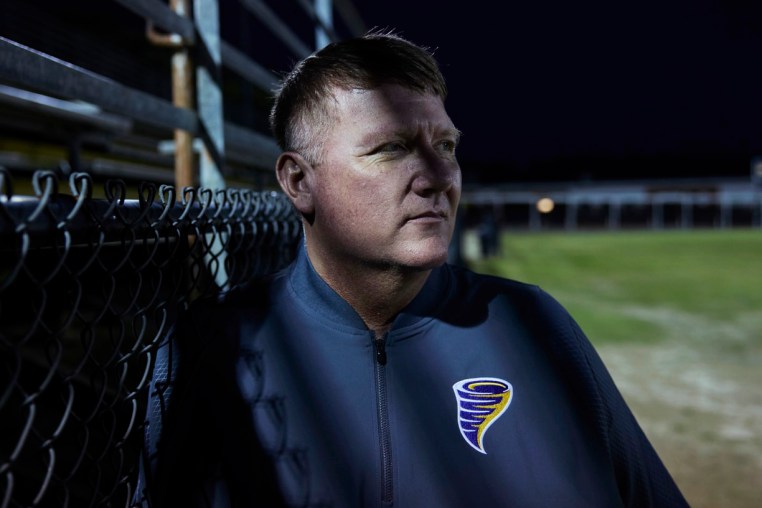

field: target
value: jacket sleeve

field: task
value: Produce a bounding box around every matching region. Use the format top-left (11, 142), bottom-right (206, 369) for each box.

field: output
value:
top-left (138, 296), bottom-right (285, 508)
top-left (535, 287), bottom-right (689, 508)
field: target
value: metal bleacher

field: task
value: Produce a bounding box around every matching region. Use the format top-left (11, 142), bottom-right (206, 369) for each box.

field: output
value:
top-left (0, 0), bottom-right (366, 191)
top-left (0, 2), bottom-right (364, 506)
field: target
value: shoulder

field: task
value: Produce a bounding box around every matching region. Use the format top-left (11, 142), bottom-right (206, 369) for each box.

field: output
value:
top-left (444, 263), bottom-right (572, 324)
top-left (443, 263), bottom-right (597, 381)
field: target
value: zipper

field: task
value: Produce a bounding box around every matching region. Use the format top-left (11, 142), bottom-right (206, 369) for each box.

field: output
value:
top-left (373, 332), bottom-right (393, 504)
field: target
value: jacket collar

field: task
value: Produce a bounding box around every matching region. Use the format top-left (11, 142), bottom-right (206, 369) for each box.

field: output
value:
top-left (287, 243), bottom-right (452, 334)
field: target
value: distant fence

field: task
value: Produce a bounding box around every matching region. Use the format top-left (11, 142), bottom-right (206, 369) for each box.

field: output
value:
top-left (462, 177), bottom-right (762, 231)
top-left (0, 168), bottom-right (301, 507)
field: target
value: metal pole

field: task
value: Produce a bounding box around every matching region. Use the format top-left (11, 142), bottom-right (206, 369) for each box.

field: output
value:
top-left (529, 203), bottom-right (540, 231)
top-left (565, 199), bottom-right (578, 231)
top-left (608, 201), bottom-right (621, 230)
top-left (652, 198), bottom-right (664, 230)
top-left (720, 198), bottom-right (731, 228)
top-left (315, 0), bottom-right (332, 49)
top-left (195, 0), bottom-right (226, 190)
top-left (680, 194), bottom-right (693, 229)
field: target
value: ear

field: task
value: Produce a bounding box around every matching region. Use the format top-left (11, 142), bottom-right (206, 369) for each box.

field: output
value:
top-left (275, 152), bottom-right (315, 216)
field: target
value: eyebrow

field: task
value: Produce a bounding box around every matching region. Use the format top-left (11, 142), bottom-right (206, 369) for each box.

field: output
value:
top-left (358, 126), bottom-right (462, 148)
top-left (449, 128), bottom-right (463, 144)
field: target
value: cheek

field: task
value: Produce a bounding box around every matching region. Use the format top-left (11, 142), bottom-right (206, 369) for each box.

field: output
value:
top-left (317, 181), bottom-right (370, 228)
top-left (331, 178), bottom-right (390, 211)
top-left (314, 165), bottom-right (402, 232)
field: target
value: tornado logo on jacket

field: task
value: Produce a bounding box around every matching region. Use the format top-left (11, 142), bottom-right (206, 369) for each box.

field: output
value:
top-left (453, 377), bottom-right (513, 454)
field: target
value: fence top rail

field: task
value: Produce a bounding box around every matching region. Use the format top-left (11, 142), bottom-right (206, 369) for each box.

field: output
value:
top-left (0, 168), bottom-right (299, 238)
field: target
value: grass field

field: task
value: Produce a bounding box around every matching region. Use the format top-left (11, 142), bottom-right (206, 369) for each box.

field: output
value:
top-left (469, 229), bottom-right (762, 347)
top-left (467, 229), bottom-right (762, 508)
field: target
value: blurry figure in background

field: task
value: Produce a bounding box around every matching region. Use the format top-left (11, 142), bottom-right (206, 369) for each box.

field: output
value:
top-left (144, 31), bottom-right (689, 507)
top-left (478, 208), bottom-right (500, 257)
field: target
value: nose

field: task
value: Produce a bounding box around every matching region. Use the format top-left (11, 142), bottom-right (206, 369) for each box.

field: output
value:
top-left (411, 150), bottom-right (460, 197)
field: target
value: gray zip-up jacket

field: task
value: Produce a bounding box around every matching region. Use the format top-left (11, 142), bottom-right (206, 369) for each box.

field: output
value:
top-left (144, 246), bottom-right (688, 507)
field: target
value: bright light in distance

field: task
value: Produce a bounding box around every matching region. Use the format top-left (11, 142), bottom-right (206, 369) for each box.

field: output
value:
top-left (536, 197), bottom-right (555, 214)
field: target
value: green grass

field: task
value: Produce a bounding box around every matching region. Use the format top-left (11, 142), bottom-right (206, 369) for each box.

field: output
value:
top-left (468, 229), bottom-right (762, 346)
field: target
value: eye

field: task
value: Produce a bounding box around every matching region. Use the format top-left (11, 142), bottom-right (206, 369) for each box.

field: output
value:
top-left (437, 139), bottom-right (457, 155)
top-left (368, 141), bottom-right (408, 157)
top-left (376, 141), bottom-right (407, 153)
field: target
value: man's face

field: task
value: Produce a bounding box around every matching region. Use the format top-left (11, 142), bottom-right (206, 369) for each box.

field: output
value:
top-left (306, 83), bottom-right (462, 273)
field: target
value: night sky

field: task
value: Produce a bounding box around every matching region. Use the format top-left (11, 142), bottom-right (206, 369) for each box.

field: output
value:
top-left (11, 0), bottom-right (758, 185)
top-left (353, 1), bottom-right (762, 183)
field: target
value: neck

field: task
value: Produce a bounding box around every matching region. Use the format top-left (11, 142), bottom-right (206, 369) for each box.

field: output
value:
top-left (306, 246), bottom-right (430, 335)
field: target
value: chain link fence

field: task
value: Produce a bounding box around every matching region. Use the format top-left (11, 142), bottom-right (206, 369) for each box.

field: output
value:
top-left (0, 167), bottom-right (301, 507)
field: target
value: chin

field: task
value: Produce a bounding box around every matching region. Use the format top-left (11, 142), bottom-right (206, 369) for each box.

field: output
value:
top-left (398, 244), bottom-right (451, 270)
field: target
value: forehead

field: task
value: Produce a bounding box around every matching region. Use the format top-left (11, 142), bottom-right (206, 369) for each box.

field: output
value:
top-left (325, 84), bottom-right (456, 141)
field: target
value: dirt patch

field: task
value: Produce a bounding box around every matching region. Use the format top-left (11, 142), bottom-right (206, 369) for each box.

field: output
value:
top-left (598, 336), bottom-right (762, 508)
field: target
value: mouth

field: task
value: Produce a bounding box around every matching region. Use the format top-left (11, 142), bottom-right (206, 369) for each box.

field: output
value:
top-left (406, 210), bottom-right (448, 224)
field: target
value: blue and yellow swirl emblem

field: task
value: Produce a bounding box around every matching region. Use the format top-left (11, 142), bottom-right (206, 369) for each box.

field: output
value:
top-left (453, 377), bottom-right (513, 454)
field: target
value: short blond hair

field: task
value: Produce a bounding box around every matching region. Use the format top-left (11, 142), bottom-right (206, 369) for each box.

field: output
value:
top-left (269, 31), bottom-right (448, 164)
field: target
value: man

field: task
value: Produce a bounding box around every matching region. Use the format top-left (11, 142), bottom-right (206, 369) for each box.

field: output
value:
top-left (147, 32), bottom-right (688, 507)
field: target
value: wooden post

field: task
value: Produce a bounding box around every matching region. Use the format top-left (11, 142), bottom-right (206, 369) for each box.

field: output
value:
top-left (146, 0), bottom-right (195, 189)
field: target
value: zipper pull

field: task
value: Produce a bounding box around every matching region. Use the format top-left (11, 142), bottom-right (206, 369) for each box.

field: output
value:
top-left (375, 337), bottom-right (387, 365)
